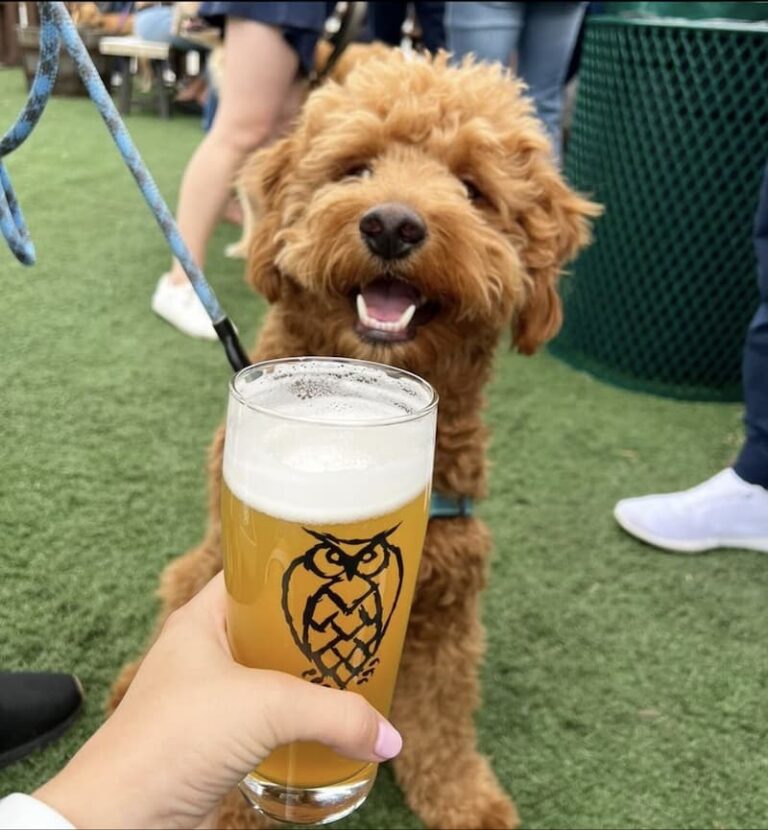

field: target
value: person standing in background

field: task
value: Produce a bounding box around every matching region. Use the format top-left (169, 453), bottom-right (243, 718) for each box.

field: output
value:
top-left (445, 1), bottom-right (587, 163)
top-left (614, 164), bottom-right (768, 554)
top-left (150, 2), bottom-right (328, 340)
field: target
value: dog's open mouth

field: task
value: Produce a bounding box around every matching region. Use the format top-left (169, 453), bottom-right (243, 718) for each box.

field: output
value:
top-left (353, 277), bottom-right (438, 343)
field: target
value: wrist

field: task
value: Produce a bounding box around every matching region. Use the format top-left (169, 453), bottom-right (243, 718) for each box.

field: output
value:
top-left (34, 720), bottom-right (171, 829)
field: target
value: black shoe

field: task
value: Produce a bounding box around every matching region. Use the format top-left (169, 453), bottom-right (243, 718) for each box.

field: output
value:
top-left (0, 672), bottom-right (83, 768)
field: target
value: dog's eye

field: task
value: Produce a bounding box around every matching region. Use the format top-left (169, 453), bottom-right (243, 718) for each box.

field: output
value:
top-left (462, 179), bottom-right (484, 202)
top-left (343, 164), bottom-right (373, 180)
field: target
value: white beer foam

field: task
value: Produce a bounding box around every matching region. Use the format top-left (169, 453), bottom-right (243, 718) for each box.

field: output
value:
top-left (223, 362), bottom-right (436, 525)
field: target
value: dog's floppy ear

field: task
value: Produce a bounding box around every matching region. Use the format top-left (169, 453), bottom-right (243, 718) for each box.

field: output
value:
top-left (242, 133), bottom-right (296, 303)
top-left (512, 156), bottom-right (601, 354)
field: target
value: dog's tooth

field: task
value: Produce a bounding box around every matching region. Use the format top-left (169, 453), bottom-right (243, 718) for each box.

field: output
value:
top-left (397, 304), bottom-right (416, 329)
top-left (361, 308), bottom-right (385, 331)
top-left (356, 295), bottom-right (415, 333)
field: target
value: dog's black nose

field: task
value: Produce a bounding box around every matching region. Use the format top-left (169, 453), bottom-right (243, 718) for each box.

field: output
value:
top-left (359, 203), bottom-right (426, 260)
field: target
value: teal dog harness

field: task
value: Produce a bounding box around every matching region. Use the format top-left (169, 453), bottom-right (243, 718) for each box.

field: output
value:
top-left (429, 492), bottom-right (474, 519)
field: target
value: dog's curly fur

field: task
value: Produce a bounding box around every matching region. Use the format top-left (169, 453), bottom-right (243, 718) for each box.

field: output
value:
top-left (110, 50), bottom-right (600, 829)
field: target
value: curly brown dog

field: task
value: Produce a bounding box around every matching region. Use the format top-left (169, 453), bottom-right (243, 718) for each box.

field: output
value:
top-left (111, 51), bottom-right (600, 829)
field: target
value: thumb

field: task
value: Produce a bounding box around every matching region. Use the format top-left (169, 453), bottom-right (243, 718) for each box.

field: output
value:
top-left (251, 671), bottom-right (403, 763)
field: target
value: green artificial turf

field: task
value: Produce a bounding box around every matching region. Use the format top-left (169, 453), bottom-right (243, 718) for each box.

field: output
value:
top-left (1, 68), bottom-right (767, 829)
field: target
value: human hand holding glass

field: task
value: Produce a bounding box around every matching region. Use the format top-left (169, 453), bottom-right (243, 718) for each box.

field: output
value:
top-left (31, 573), bottom-right (402, 830)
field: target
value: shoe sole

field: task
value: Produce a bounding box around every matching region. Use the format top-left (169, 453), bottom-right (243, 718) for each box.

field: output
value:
top-left (614, 507), bottom-right (768, 553)
top-left (0, 678), bottom-right (84, 769)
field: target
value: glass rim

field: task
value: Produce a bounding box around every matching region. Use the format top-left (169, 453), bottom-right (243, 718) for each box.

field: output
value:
top-left (229, 356), bottom-right (438, 427)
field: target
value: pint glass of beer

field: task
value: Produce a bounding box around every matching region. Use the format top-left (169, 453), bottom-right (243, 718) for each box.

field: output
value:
top-left (221, 357), bottom-right (437, 825)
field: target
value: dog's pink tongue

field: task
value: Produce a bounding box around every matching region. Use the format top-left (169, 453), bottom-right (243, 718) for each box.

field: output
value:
top-left (361, 279), bottom-right (419, 322)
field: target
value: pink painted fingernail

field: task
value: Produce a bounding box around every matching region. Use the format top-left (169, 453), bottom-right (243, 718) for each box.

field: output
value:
top-left (374, 720), bottom-right (403, 760)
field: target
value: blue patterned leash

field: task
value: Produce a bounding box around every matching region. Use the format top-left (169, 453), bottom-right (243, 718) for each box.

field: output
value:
top-left (0, 1), bottom-right (249, 372)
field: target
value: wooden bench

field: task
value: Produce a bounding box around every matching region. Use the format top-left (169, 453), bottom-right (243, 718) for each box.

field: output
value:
top-left (98, 36), bottom-right (172, 118)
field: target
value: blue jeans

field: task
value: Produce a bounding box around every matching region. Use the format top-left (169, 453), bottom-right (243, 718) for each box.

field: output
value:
top-left (445, 1), bottom-right (586, 158)
top-left (134, 5), bottom-right (203, 51)
top-left (734, 165), bottom-right (768, 489)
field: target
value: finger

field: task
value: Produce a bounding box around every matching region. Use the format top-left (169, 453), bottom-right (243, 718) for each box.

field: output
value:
top-left (253, 671), bottom-right (402, 763)
top-left (188, 571), bottom-right (228, 624)
top-left (190, 570), bottom-right (226, 614)
top-left (166, 571), bottom-right (226, 619)
top-left (162, 571), bottom-right (230, 651)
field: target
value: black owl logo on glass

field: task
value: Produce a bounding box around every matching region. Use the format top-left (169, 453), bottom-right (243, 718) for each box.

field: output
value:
top-left (282, 524), bottom-right (403, 689)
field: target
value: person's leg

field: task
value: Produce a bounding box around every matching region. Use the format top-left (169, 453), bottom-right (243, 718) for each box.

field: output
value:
top-left (413, 2), bottom-right (446, 52)
top-left (734, 164), bottom-right (768, 488)
top-left (368, 1), bottom-right (408, 46)
top-left (516, 1), bottom-right (586, 159)
top-left (445, 2), bottom-right (522, 68)
top-left (152, 19), bottom-right (303, 338)
top-left (614, 166), bottom-right (768, 554)
top-left (273, 74), bottom-right (307, 136)
top-left (169, 20), bottom-right (300, 281)
top-left (134, 3), bottom-right (200, 51)
top-left (223, 77), bottom-right (307, 259)
top-left (133, 5), bottom-right (175, 43)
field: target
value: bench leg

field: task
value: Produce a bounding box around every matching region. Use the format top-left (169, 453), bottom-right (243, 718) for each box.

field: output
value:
top-left (153, 60), bottom-right (172, 119)
top-left (118, 59), bottom-right (133, 116)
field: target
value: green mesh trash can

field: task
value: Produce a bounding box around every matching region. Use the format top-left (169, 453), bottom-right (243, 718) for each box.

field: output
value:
top-left (550, 13), bottom-right (768, 401)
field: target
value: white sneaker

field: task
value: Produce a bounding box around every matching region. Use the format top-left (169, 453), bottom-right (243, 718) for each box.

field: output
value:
top-left (224, 239), bottom-right (247, 259)
top-left (151, 274), bottom-right (217, 341)
top-left (614, 469), bottom-right (768, 553)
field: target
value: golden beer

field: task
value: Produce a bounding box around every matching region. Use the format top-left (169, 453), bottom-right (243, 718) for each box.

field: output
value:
top-left (221, 357), bottom-right (437, 824)
top-left (222, 480), bottom-right (430, 788)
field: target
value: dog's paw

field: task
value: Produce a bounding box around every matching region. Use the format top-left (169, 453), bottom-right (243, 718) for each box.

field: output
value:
top-left (216, 788), bottom-right (275, 829)
top-left (402, 753), bottom-right (519, 830)
top-left (421, 789), bottom-right (520, 830)
top-left (472, 792), bottom-right (520, 830)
